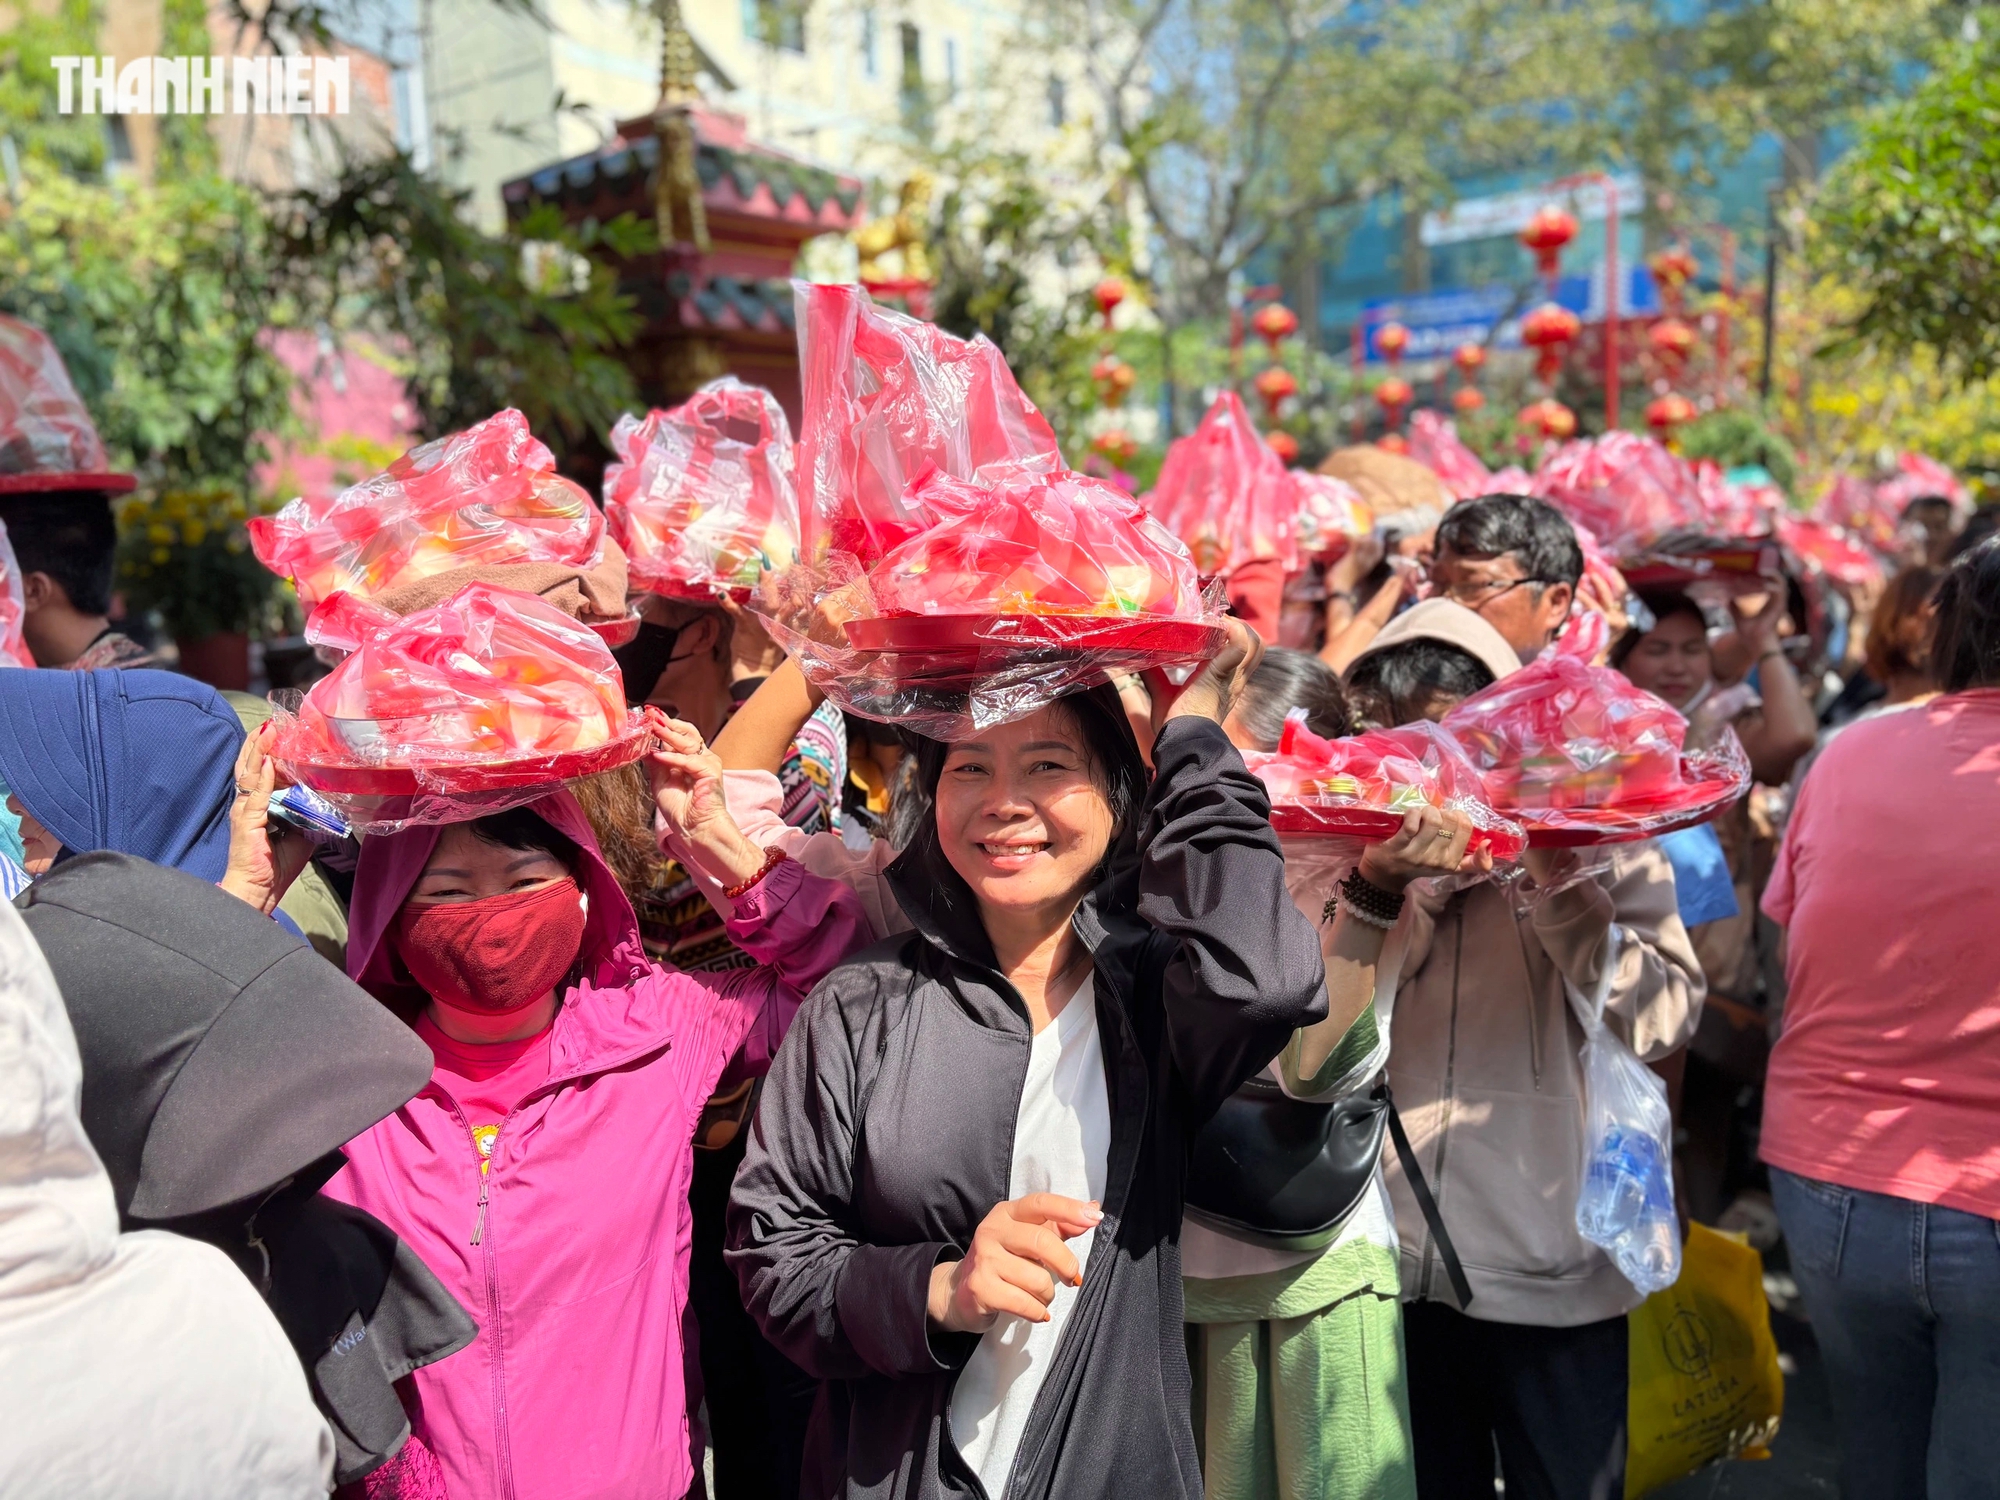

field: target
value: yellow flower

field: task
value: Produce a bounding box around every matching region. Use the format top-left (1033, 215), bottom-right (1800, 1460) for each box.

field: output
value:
top-left (181, 521), bottom-right (207, 546)
top-left (151, 546), bottom-right (170, 564)
top-left (147, 523), bottom-right (174, 545)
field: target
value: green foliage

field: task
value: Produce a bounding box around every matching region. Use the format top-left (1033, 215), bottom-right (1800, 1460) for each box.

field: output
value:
top-left (115, 483), bottom-right (282, 638)
top-left (1813, 22), bottom-right (2000, 382)
top-left (1677, 408), bottom-right (1801, 494)
top-left (0, 0), bottom-right (105, 178)
top-left (269, 152), bottom-right (649, 461)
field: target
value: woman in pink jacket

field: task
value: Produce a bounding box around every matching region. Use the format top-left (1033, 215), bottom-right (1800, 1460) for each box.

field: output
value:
top-left (227, 718), bottom-right (872, 1500)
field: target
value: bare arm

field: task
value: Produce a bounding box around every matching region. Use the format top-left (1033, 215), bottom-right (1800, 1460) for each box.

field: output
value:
top-left (713, 657), bottom-right (824, 774)
top-left (1320, 573), bottom-right (1407, 674)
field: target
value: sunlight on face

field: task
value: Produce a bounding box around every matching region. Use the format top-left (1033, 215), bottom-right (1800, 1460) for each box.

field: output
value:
top-left (933, 707), bottom-right (1116, 920)
top-left (406, 823), bottom-right (572, 906)
top-left (7, 793), bottom-right (60, 875)
top-left (1619, 611), bottom-right (1711, 709)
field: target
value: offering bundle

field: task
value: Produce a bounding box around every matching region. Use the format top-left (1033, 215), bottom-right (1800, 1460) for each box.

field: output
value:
top-left (1441, 654), bottom-right (1749, 845)
top-left (603, 377), bottom-right (799, 601)
top-left (1291, 472), bottom-right (1372, 563)
top-left (1143, 391), bottom-right (1299, 576)
top-left (1530, 432), bottom-right (1706, 562)
top-left (0, 314), bottom-right (134, 490)
top-left (271, 582), bottom-right (651, 831)
top-left (249, 410), bottom-right (606, 613)
top-left (1245, 712), bottom-right (1526, 860)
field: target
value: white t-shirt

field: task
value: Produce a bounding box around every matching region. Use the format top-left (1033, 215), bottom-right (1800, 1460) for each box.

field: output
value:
top-left (948, 976), bottom-right (1111, 1498)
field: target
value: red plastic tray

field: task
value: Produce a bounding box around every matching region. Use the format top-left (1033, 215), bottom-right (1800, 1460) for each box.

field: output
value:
top-left (1512, 784), bottom-right (1746, 847)
top-left (1268, 803), bottom-right (1527, 861)
top-left (1619, 540), bottom-right (1781, 593)
top-left (589, 612), bottom-right (642, 648)
top-left (844, 612), bottom-right (1226, 659)
top-left (284, 729), bottom-right (652, 798)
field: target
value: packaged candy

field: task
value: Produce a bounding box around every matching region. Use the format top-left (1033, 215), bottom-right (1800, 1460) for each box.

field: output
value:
top-left (1530, 431), bottom-right (1706, 561)
top-left (0, 314), bottom-right (134, 492)
top-left (793, 281), bottom-right (1061, 568)
top-left (1245, 712), bottom-right (1526, 860)
top-left (1291, 472), bottom-right (1372, 562)
top-left (271, 582), bottom-right (651, 832)
top-left (1442, 653), bottom-right (1750, 845)
top-left (249, 410), bottom-right (605, 611)
top-left (603, 377), bottom-right (799, 601)
top-left (1143, 392), bottom-right (1299, 576)
top-left (1407, 410), bottom-right (1495, 502)
top-left (761, 463), bottom-right (1227, 740)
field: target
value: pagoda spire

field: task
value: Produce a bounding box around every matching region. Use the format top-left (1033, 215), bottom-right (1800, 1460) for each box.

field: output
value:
top-left (653, 0), bottom-right (709, 251)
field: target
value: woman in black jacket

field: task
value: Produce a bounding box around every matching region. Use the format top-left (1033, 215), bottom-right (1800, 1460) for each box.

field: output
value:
top-left (726, 623), bottom-right (1328, 1500)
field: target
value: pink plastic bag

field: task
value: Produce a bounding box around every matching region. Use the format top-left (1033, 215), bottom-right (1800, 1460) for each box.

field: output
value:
top-left (761, 463), bottom-right (1226, 740)
top-left (1442, 654), bottom-right (1749, 845)
top-left (1292, 472), bottom-right (1373, 562)
top-left (1531, 432), bottom-right (1706, 561)
top-left (1245, 711), bottom-right (1526, 860)
top-left (792, 281), bottom-right (1061, 568)
top-left (1691, 462), bottom-right (1780, 540)
top-left (1143, 392), bottom-right (1299, 576)
top-left (1814, 453), bottom-right (1967, 554)
top-left (271, 582), bottom-right (650, 832)
top-left (1777, 514), bottom-right (1883, 590)
top-left (0, 314), bottom-right (132, 491)
top-left (603, 377), bottom-right (799, 601)
top-left (249, 410), bottom-right (605, 611)
top-left (0, 520), bottom-right (31, 668)
top-left (1409, 411), bottom-right (1495, 502)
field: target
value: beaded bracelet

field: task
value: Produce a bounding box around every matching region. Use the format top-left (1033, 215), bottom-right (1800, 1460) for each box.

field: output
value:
top-left (1329, 869), bottom-right (1406, 927)
top-left (723, 846), bottom-right (789, 900)
top-left (1336, 896), bottom-right (1399, 930)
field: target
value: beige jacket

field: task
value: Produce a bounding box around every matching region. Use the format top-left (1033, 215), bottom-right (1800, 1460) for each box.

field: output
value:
top-left (1380, 841), bottom-right (1703, 1327)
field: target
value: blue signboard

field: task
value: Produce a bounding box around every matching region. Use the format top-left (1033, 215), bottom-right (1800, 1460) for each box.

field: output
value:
top-left (1358, 266), bottom-right (1662, 363)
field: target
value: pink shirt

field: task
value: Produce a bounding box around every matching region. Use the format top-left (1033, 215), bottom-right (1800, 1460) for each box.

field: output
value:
top-left (413, 1012), bottom-right (553, 1172)
top-left (1762, 689), bottom-right (2000, 1218)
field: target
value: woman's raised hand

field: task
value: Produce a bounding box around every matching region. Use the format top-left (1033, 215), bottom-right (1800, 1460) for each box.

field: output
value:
top-left (928, 1193), bottom-right (1104, 1333)
top-left (643, 706), bottom-right (768, 889)
top-left (1354, 800), bottom-right (1490, 894)
top-left (1163, 617), bottom-right (1265, 727)
top-left (218, 722), bottom-right (313, 915)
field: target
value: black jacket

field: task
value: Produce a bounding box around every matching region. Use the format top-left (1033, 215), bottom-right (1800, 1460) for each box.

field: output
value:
top-left (725, 717), bottom-right (1327, 1500)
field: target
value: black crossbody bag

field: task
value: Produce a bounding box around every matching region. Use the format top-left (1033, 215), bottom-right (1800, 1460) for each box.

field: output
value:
top-left (1186, 1074), bottom-right (1474, 1309)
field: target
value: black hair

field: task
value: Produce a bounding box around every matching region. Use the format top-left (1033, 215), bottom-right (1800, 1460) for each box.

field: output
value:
top-left (1948, 504), bottom-right (2000, 561)
top-left (1434, 493), bottom-right (1584, 591)
top-left (1230, 647), bottom-right (1352, 751)
top-left (1610, 589), bottom-right (1706, 671)
top-left (1930, 535), bottom-right (2000, 693)
top-left (0, 494), bottom-right (117, 615)
top-left (1902, 494), bottom-right (1956, 522)
top-left (1344, 639), bottom-right (1496, 727)
top-left (467, 806), bottom-right (580, 870)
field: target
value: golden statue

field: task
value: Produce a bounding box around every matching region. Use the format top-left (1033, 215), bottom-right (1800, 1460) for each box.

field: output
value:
top-left (853, 171), bottom-right (935, 286)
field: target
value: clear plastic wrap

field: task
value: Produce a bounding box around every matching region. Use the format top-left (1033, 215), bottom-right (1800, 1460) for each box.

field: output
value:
top-left (1143, 391), bottom-right (1299, 576)
top-left (1569, 926), bottom-right (1681, 1294)
top-left (0, 314), bottom-right (131, 490)
top-left (1776, 514), bottom-right (1884, 590)
top-left (1291, 472), bottom-right (1373, 562)
top-left (1530, 431), bottom-right (1706, 562)
top-left (1407, 410), bottom-right (1496, 502)
top-left (1692, 461), bottom-right (1781, 540)
top-left (792, 281), bottom-right (1061, 568)
top-left (757, 464), bottom-right (1228, 741)
top-left (248, 409), bottom-right (606, 611)
top-left (270, 582), bottom-right (652, 832)
top-left (1442, 653), bottom-right (1751, 845)
top-left (602, 377), bottom-right (799, 601)
top-left (1244, 711), bottom-right (1527, 861)
top-left (0, 519), bottom-right (31, 667)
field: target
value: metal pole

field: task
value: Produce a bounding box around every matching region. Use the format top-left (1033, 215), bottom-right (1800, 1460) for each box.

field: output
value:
top-left (1603, 176), bottom-right (1619, 432)
top-left (1759, 193), bottom-right (1780, 402)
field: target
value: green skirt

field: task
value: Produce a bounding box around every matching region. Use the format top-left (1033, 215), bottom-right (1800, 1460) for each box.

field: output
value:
top-left (1186, 1239), bottom-right (1417, 1500)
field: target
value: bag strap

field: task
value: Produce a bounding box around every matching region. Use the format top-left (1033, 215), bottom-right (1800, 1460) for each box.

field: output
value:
top-left (1378, 1078), bottom-right (1475, 1310)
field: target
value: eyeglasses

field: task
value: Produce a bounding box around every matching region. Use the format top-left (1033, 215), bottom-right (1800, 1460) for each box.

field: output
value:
top-left (1430, 573), bottom-right (1558, 608)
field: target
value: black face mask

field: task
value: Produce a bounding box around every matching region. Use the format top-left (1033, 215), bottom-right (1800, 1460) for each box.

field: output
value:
top-left (610, 620), bottom-right (687, 706)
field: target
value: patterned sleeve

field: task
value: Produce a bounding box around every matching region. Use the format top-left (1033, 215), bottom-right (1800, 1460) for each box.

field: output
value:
top-left (777, 699), bottom-right (847, 836)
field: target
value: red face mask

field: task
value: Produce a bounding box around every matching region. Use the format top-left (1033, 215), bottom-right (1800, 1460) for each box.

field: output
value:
top-left (390, 879), bottom-right (589, 1014)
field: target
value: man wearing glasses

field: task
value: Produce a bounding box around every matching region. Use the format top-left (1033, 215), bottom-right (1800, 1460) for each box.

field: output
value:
top-left (1424, 495), bottom-right (1580, 663)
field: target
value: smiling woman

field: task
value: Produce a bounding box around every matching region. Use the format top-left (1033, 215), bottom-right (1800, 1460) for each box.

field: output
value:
top-left (726, 620), bottom-right (1332, 1500)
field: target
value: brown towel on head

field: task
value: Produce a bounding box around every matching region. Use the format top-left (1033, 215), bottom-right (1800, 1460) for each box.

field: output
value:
top-left (372, 534), bottom-right (631, 623)
top-left (1317, 445), bottom-right (1454, 518)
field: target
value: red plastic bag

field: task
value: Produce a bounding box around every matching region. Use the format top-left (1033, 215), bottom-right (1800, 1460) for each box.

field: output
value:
top-left (1813, 453), bottom-right (1967, 554)
top-left (1246, 712), bottom-right (1526, 860)
top-left (761, 463), bottom-right (1226, 739)
top-left (1144, 392), bottom-right (1299, 576)
top-left (1691, 461), bottom-right (1781, 540)
top-left (1531, 432), bottom-right (1706, 562)
top-left (1409, 411), bottom-right (1496, 502)
top-left (271, 582), bottom-right (651, 832)
top-left (1292, 472), bottom-right (1373, 562)
top-left (249, 410), bottom-right (605, 611)
top-left (1776, 514), bottom-right (1883, 590)
top-left (0, 314), bottom-right (133, 492)
top-left (603, 377), bottom-right (799, 601)
top-left (793, 281), bottom-right (1060, 568)
top-left (1442, 654), bottom-right (1749, 845)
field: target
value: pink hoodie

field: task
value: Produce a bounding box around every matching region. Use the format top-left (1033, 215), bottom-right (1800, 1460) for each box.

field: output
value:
top-left (324, 792), bottom-right (869, 1500)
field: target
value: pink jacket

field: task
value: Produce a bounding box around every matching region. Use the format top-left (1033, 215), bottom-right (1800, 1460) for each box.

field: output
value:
top-left (325, 792), bottom-right (870, 1500)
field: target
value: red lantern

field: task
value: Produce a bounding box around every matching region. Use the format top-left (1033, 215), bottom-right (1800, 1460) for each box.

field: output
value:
top-left (1375, 376), bottom-right (1413, 430)
top-left (1645, 393), bottom-right (1697, 434)
top-left (1264, 430), bottom-right (1300, 465)
top-left (1252, 365), bottom-right (1298, 420)
top-left (1377, 433), bottom-right (1411, 455)
top-left (1251, 302), bottom-right (1299, 352)
top-left (1518, 398), bottom-right (1577, 440)
top-left (1521, 302), bottom-right (1582, 382)
top-left (1451, 386), bottom-right (1487, 413)
top-left (1520, 205), bottom-right (1579, 279)
top-left (1093, 277), bottom-right (1127, 327)
top-left (1648, 247), bottom-right (1698, 312)
top-left (1375, 321), bottom-right (1411, 364)
top-left (1647, 317), bottom-right (1697, 372)
top-left (1451, 342), bottom-right (1487, 375)
top-left (1091, 427), bottom-right (1139, 466)
top-left (1092, 355), bottom-right (1136, 407)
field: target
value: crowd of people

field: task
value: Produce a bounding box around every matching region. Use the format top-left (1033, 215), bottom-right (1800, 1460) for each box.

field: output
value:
top-left (1, 319), bottom-right (1998, 1500)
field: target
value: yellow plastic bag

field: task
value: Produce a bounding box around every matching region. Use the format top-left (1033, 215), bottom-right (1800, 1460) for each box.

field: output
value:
top-left (1625, 1222), bottom-right (1784, 1497)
